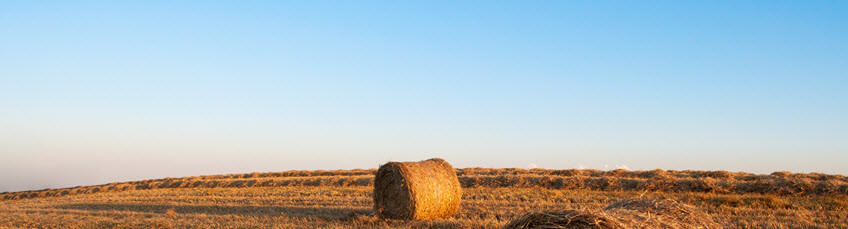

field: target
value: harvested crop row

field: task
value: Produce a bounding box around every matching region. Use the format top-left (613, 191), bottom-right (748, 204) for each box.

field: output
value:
top-left (4, 170), bottom-right (847, 201)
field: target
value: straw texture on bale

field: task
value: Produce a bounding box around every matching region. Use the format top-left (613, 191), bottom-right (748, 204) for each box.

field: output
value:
top-left (503, 198), bottom-right (719, 229)
top-left (373, 158), bottom-right (462, 220)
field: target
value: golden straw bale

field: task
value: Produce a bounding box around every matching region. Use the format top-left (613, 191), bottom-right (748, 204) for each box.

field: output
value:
top-left (373, 158), bottom-right (462, 220)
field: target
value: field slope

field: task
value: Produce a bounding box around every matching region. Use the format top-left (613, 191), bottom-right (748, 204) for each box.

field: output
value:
top-left (1, 168), bottom-right (847, 228)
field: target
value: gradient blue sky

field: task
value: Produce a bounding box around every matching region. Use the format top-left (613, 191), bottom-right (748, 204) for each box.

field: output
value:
top-left (1, 1), bottom-right (847, 192)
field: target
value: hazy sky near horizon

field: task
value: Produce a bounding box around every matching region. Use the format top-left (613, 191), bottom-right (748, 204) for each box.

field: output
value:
top-left (1, 1), bottom-right (847, 192)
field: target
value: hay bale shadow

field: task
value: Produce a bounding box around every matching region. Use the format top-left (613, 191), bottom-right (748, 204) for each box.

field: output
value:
top-left (56, 203), bottom-right (372, 220)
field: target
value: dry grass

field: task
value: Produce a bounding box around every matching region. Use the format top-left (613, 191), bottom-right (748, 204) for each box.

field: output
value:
top-left (0, 168), bottom-right (846, 228)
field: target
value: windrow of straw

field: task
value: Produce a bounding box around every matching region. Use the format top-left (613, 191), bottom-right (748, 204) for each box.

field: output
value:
top-left (456, 174), bottom-right (848, 195)
top-left (4, 168), bottom-right (847, 201)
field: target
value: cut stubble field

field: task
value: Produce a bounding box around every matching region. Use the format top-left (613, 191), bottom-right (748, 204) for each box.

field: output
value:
top-left (1, 168), bottom-right (847, 228)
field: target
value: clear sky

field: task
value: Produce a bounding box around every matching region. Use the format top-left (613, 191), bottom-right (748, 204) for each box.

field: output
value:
top-left (1, 1), bottom-right (846, 192)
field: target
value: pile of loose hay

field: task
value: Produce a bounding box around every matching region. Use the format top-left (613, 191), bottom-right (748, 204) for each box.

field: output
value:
top-left (503, 198), bottom-right (719, 229)
top-left (502, 209), bottom-right (624, 229)
top-left (604, 198), bottom-right (719, 229)
top-left (373, 158), bottom-right (462, 220)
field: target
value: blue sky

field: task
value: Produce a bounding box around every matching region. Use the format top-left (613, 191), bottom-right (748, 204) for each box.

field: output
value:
top-left (1, 1), bottom-right (846, 192)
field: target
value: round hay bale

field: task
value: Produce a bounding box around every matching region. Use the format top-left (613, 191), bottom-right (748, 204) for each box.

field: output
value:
top-left (373, 158), bottom-right (462, 220)
top-left (502, 209), bottom-right (624, 229)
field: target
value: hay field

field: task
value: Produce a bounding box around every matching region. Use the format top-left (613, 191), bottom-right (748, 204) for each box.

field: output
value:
top-left (1, 168), bottom-right (847, 228)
